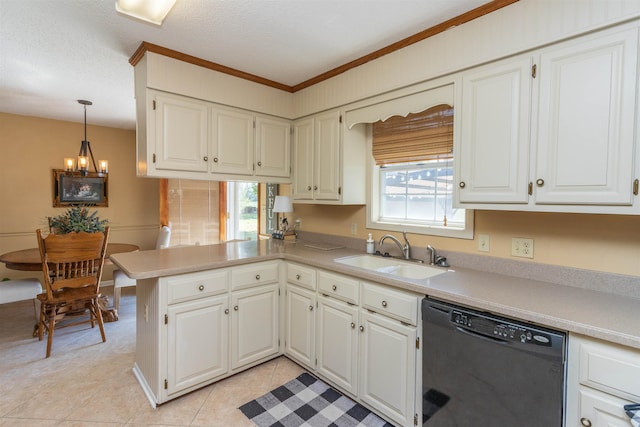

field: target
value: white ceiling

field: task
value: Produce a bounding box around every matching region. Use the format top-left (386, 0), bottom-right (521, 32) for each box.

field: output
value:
top-left (0, 0), bottom-right (492, 130)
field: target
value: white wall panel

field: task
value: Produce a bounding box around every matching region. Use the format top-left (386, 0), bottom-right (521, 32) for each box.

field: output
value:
top-left (293, 0), bottom-right (640, 117)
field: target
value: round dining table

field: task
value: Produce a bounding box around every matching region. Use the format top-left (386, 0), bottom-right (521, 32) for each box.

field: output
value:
top-left (0, 243), bottom-right (139, 271)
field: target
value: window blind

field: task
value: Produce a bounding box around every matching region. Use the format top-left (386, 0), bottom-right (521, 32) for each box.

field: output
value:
top-left (372, 104), bottom-right (453, 165)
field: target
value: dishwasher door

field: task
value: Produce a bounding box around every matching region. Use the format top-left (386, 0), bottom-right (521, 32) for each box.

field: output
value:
top-left (422, 298), bottom-right (566, 427)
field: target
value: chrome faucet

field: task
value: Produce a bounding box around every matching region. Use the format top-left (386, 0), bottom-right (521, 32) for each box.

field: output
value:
top-left (379, 232), bottom-right (411, 260)
top-left (426, 245), bottom-right (437, 265)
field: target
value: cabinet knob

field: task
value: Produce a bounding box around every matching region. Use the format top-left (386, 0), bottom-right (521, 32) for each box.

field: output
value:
top-left (213, 157), bottom-right (219, 163)
top-left (359, 325), bottom-right (364, 332)
top-left (234, 305), bottom-right (239, 311)
top-left (203, 156), bottom-right (208, 162)
top-left (459, 181), bottom-right (466, 188)
top-left (314, 185), bottom-right (318, 191)
top-left (307, 186), bottom-right (312, 191)
top-left (332, 284), bottom-right (337, 291)
top-left (536, 178), bottom-right (544, 186)
top-left (257, 161), bottom-right (262, 167)
top-left (255, 274), bottom-right (261, 280)
top-left (351, 322), bottom-right (356, 329)
top-left (198, 284), bottom-right (204, 291)
top-left (224, 308), bottom-right (229, 315)
top-left (309, 305), bottom-right (313, 311)
top-left (580, 418), bottom-right (592, 427)
top-left (381, 300), bottom-right (388, 308)
top-left (296, 274), bottom-right (301, 280)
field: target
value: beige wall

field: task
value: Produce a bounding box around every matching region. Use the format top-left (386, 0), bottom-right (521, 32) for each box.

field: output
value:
top-left (0, 113), bottom-right (160, 281)
top-left (291, 204), bottom-right (640, 277)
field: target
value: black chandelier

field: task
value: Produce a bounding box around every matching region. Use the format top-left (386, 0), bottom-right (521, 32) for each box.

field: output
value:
top-left (64, 100), bottom-right (108, 176)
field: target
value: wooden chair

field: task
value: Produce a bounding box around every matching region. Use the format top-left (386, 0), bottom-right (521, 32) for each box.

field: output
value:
top-left (36, 227), bottom-right (109, 358)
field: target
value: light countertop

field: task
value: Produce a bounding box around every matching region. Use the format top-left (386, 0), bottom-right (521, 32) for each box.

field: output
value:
top-left (110, 238), bottom-right (640, 350)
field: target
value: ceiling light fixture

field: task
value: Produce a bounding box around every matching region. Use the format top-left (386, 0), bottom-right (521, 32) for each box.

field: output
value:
top-left (115, 0), bottom-right (177, 26)
top-left (64, 100), bottom-right (108, 176)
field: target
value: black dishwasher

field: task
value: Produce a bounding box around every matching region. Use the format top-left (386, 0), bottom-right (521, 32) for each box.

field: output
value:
top-left (422, 297), bottom-right (566, 427)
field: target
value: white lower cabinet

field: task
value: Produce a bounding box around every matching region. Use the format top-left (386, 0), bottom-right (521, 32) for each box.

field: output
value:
top-left (566, 333), bottom-right (640, 427)
top-left (230, 283), bottom-right (280, 370)
top-left (286, 265), bottom-right (421, 426)
top-left (167, 294), bottom-right (228, 395)
top-left (316, 294), bottom-right (359, 396)
top-left (359, 311), bottom-right (416, 427)
top-left (285, 284), bottom-right (316, 368)
top-left (134, 262), bottom-right (281, 406)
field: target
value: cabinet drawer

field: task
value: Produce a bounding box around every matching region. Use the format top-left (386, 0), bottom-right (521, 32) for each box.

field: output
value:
top-left (287, 263), bottom-right (316, 290)
top-left (165, 269), bottom-right (229, 305)
top-left (576, 335), bottom-right (640, 401)
top-left (231, 261), bottom-right (280, 290)
top-left (318, 270), bottom-right (359, 304)
top-left (361, 281), bottom-right (419, 326)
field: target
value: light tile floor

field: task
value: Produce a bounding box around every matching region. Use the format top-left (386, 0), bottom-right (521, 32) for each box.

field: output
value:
top-left (0, 287), bottom-right (306, 426)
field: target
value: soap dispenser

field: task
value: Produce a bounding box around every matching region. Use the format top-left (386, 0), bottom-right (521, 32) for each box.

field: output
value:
top-left (366, 233), bottom-right (374, 254)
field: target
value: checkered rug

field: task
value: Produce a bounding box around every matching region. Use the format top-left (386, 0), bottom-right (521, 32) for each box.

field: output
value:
top-left (239, 372), bottom-right (393, 427)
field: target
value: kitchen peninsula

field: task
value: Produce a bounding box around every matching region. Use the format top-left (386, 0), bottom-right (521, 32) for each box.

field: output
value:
top-left (110, 239), bottom-right (640, 426)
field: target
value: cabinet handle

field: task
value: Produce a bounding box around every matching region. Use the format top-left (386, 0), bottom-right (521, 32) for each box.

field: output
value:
top-left (307, 186), bottom-right (311, 191)
top-left (536, 178), bottom-right (544, 186)
top-left (224, 308), bottom-right (229, 314)
top-left (213, 157), bottom-right (218, 163)
top-left (459, 181), bottom-right (466, 189)
top-left (203, 156), bottom-right (208, 162)
top-left (580, 418), bottom-right (592, 427)
top-left (234, 305), bottom-right (239, 311)
top-left (255, 274), bottom-right (261, 280)
top-left (309, 305), bottom-right (313, 311)
top-left (332, 284), bottom-right (337, 291)
top-left (257, 161), bottom-right (262, 167)
top-left (351, 322), bottom-right (355, 329)
top-left (359, 325), bottom-right (364, 332)
top-left (198, 284), bottom-right (204, 291)
top-left (296, 274), bottom-right (301, 280)
top-left (381, 300), bottom-right (388, 308)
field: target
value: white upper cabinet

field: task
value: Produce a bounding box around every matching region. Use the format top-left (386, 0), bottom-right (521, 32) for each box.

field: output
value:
top-left (456, 25), bottom-right (640, 214)
top-left (534, 28), bottom-right (638, 206)
top-left (458, 56), bottom-right (532, 204)
top-left (137, 89), bottom-right (291, 183)
top-left (292, 110), bottom-right (367, 204)
top-left (255, 116), bottom-right (291, 178)
top-left (210, 107), bottom-right (254, 176)
top-left (152, 91), bottom-right (209, 173)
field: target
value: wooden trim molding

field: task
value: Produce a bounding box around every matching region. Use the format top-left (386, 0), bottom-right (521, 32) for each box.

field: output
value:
top-left (129, 0), bottom-right (518, 93)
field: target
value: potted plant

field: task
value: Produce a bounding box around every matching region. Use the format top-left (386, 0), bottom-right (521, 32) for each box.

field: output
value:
top-left (48, 206), bottom-right (109, 234)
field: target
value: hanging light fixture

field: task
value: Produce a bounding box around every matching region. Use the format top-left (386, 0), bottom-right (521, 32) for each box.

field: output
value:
top-left (64, 100), bottom-right (108, 176)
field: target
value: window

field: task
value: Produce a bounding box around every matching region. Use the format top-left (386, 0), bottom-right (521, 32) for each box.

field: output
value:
top-left (368, 104), bottom-right (473, 239)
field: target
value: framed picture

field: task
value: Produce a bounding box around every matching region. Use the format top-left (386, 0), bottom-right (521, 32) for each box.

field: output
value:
top-left (52, 169), bottom-right (108, 207)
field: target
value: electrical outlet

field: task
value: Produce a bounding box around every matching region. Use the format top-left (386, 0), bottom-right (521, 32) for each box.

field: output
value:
top-left (478, 234), bottom-right (490, 252)
top-left (512, 238), bottom-right (534, 258)
top-left (350, 223), bottom-right (358, 235)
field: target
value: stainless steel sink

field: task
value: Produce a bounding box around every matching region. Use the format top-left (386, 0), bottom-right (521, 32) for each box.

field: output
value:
top-left (334, 255), bottom-right (446, 280)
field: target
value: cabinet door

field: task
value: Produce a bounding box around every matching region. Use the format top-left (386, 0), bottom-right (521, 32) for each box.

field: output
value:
top-left (577, 387), bottom-right (635, 427)
top-left (285, 284), bottom-right (315, 368)
top-left (535, 28), bottom-right (638, 205)
top-left (314, 111), bottom-right (342, 201)
top-left (210, 107), bottom-right (254, 175)
top-left (167, 295), bottom-right (228, 395)
top-left (256, 116), bottom-right (291, 178)
top-left (316, 295), bottom-right (358, 396)
top-left (230, 284), bottom-right (279, 369)
top-left (292, 118), bottom-right (314, 200)
top-left (153, 91), bottom-right (208, 173)
top-left (359, 311), bottom-right (416, 427)
top-left (458, 56), bottom-right (532, 203)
